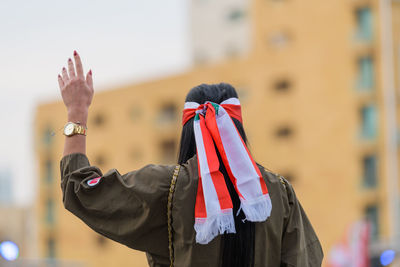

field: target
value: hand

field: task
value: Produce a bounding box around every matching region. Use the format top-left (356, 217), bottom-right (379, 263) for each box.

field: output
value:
top-left (58, 51), bottom-right (94, 115)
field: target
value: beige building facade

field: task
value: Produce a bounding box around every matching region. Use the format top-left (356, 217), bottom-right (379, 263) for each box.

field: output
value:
top-left (35, 0), bottom-right (400, 266)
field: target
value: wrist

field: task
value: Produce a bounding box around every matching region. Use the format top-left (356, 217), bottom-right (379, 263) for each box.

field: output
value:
top-left (67, 108), bottom-right (88, 125)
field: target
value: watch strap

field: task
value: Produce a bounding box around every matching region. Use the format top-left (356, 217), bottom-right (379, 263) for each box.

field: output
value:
top-left (74, 124), bottom-right (87, 135)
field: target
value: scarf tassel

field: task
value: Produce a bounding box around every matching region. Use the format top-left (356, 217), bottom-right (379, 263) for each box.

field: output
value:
top-left (194, 209), bottom-right (236, 244)
top-left (240, 194), bottom-right (272, 222)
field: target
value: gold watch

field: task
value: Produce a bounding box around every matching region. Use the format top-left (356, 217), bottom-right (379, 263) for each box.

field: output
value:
top-left (63, 122), bottom-right (87, 137)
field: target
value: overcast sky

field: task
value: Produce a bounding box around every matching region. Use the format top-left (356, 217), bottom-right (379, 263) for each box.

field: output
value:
top-left (0, 0), bottom-right (190, 205)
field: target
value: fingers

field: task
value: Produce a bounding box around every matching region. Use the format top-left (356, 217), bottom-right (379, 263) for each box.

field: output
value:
top-left (58, 74), bottom-right (64, 89)
top-left (68, 58), bottom-right (76, 78)
top-left (62, 67), bottom-right (69, 82)
top-left (59, 51), bottom-right (90, 89)
top-left (74, 51), bottom-right (85, 79)
top-left (86, 69), bottom-right (93, 89)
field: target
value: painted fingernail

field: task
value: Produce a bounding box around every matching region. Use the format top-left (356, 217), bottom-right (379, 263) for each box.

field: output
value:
top-left (89, 70), bottom-right (92, 75)
top-left (62, 67), bottom-right (66, 70)
top-left (58, 74), bottom-right (61, 78)
top-left (74, 50), bottom-right (78, 56)
top-left (68, 58), bottom-right (72, 62)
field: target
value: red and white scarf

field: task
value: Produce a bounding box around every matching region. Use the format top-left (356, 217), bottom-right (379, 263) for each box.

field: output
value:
top-left (182, 98), bottom-right (272, 244)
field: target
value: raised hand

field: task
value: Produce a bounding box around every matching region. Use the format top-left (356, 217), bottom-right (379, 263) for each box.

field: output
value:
top-left (58, 51), bottom-right (94, 115)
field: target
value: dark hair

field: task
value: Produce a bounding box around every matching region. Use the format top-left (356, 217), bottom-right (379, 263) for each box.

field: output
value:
top-left (178, 83), bottom-right (255, 267)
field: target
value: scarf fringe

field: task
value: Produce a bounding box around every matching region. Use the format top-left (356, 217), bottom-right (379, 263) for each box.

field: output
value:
top-left (194, 209), bottom-right (236, 244)
top-left (240, 194), bottom-right (272, 222)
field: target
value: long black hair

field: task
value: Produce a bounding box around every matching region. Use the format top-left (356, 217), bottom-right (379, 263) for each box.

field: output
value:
top-left (178, 83), bottom-right (255, 267)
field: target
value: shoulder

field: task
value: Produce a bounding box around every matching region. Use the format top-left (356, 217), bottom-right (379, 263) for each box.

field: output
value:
top-left (256, 163), bottom-right (290, 193)
top-left (256, 163), bottom-right (296, 219)
top-left (135, 163), bottom-right (176, 178)
top-left (175, 155), bottom-right (198, 184)
top-left (119, 163), bottom-right (177, 190)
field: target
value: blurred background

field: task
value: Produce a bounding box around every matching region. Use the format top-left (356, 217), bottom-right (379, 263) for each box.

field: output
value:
top-left (1, 0), bottom-right (400, 266)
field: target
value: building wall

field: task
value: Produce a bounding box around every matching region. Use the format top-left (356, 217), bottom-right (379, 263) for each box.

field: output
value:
top-left (34, 0), bottom-right (400, 266)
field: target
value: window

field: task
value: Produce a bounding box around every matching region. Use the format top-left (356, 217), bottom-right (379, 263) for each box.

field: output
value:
top-left (275, 126), bottom-right (294, 138)
top-left (47, 237), bottom-right (56, 258)
top-left (360, 104), bottom-right (377, 139)
top-left (268, 32), bottom-right (291, 48)
top-left (94, 155), bottom-right (106, 167)
top-left (96, 235), bottom-right (107, 247)
top-left (43, 127), bottom-right (53, 146)
top-left (160, 139), bottom-right (177, 163)
top-left (158, 103), bottom-right (178, 123)
top-left (46, 199), bottom-right (55, 225)
top-left (227, 9), bottom-right (246, 22)
top-left (357, 56), bottom-right (374, 90)
top-left (273, 79), bottom-right (292, 92)
top-left (0, 170), bottom-right (12, 204)
top-left (356, 7), bottom-right (373, 41)
top-left (45, 160), bottom-right (53, 184)
top-left (398, 128), bottom-right (400, 146)
top-left (365, 204), bottom-right (379, 241)
top-left (362, 155), bottom-right (377, 188)
top-left (92, 113), bottom-right (106, 126)
top-left (130, 106), bottom-right (142, 121)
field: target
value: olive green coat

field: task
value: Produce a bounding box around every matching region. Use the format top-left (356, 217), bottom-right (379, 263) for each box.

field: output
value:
top-left (60, 153), bottom-right (323, 267)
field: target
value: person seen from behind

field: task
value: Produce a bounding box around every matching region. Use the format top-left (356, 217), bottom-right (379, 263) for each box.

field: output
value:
top-left (58, 51), bottom-right (323, 267)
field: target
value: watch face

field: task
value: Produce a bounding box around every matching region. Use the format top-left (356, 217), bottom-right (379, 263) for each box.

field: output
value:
top-left (64, 123), bottom-right (75, 135)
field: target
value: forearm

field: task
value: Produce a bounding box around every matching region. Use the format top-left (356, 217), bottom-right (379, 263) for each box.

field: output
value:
top-left (63, 109), bottom-right (89, 157)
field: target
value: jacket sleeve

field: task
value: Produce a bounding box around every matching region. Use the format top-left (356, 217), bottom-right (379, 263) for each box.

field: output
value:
top-left (60, 152), bottom-right (173, 259)
top-left (280, 178), bottom-right (324, 267)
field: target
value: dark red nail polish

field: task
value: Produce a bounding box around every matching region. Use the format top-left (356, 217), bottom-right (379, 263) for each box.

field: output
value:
top-left (68, 58), bottom-right (72, 62)
top-left (63, 67), bottom-right (66, 70)
top-left (74, 50), bottom-right (77, 56)
top-left (89, 70), bottom-right (92, 75)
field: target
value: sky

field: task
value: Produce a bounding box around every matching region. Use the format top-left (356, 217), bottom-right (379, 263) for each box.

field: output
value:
top-left (0, 0), bottom-right (191, 205)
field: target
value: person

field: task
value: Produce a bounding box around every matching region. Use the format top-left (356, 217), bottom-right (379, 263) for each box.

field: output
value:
top-left (58, 51), bottom-right (324, 267)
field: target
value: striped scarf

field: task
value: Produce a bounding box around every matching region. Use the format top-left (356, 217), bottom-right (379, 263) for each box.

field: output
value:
top-left (182, 98), bottom-right (272, 244)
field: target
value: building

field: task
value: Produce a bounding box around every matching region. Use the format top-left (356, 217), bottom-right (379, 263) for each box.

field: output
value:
top-left (0, 169), bottom-right (13, 205)
top-left (34, 0), bottom-right (400, 266)
top-left (190, 0), bottom-right (251, 65)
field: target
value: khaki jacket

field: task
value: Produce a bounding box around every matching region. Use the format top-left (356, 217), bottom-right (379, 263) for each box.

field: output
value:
top-left (60, 153), bottom-right (323, 267)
